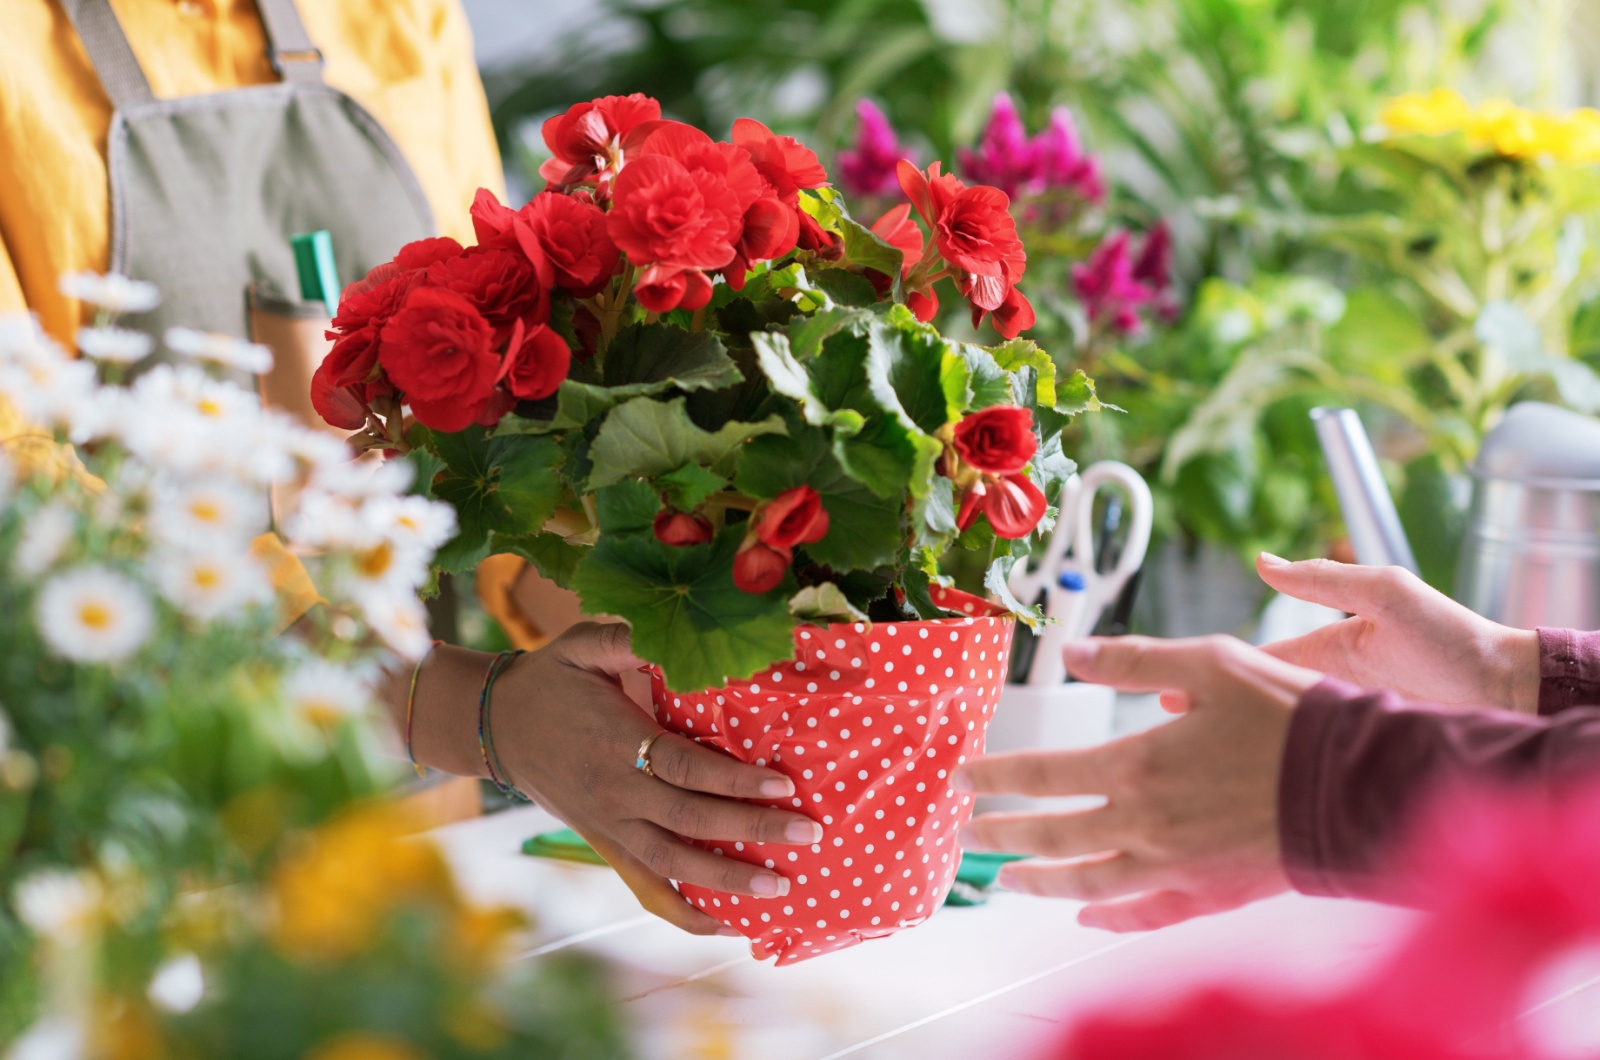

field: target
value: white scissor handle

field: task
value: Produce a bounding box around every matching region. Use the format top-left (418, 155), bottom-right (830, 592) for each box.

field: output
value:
top-left (1073, 460), bottom-right (1154, 603)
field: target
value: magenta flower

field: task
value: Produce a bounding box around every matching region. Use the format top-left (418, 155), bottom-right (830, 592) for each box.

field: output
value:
top-left (838, 100), bottom-right (914, 199)
top-left (1072, 231), bottom-right (1154, 335)
top-left (1034, 107), bottom-right (1107, 203)
top-left (957, 94), bottom-right (1042, 200)
top-left (1132, 221), bottom-right (1180, 321)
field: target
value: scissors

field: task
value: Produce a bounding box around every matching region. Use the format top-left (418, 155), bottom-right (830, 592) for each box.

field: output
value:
top-left (1007, 461), bottom-right (1154, 686)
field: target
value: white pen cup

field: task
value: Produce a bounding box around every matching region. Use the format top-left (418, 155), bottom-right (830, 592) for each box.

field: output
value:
top-left (976, 683), bottom-right (1117, 815)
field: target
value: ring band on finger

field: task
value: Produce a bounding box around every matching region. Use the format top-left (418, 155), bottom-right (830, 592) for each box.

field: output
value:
top-left (634, 729), bottom-right (669, 778)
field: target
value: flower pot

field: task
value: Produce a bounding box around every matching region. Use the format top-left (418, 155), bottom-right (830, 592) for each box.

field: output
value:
top-left (647, 598), bottom-right (1013, 965)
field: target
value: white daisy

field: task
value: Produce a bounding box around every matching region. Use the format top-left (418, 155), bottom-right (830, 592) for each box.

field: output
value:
top-left (283, 491), bottom-right (375, 552)
top-left (362, 494), bottom-right (457, 555)
top-left (165, 327), bottom-right (273, 374)
top-left (361, 591), bottom-right (434, 660)
top-left (0, 313), bottom-right (46, 355)
top-left (310, 456), bottom-right (414, 499)
top-left (282, 659), bottom-right (373, 726)
top-left (147, 953), bottom-right (205, 1014)
top-left (152, 548), bottom-right (270, 621)
top-left (13, 502), bottom-right (76, 578)
top-left (35, 567), bottom-right (154, 664)
top-left (58, 271), bottom-right (161, 314)
top-left (148, 478), bottom-right (268, 548)
top-left (336, 537), bottom-right (430, 602)
top-left (128, 362), bottom-right (258, 424)
top-left (7, 1016), bottom-right (86, 1060)
top-left (65, 385), bottom-right (131, 446)
top-left (75, 325), bottom-right (153, 364)
top-left (0, 345), bottom-right (97, 430)
top-left (13, 869), bottom-right (102, 939)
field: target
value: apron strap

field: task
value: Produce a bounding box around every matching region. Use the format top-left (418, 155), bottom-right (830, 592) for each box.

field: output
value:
top-left (255, 0), bottom-right (326, 86)
top-left (60, 0), bottom-right (156, 110)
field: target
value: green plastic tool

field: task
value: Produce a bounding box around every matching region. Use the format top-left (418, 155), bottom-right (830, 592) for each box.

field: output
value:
top-left (521, 828), bottom-right (610, 867)
top-left (290, 229), bottom-right (341, 317)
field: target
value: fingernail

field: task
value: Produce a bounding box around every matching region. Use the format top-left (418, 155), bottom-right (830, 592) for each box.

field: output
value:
top-left (958, 826), bottom-right (987, 850)
top-left (751, 873), bottom-right (790, 897)
top-left (1259, 552), bottom-right (1289, 568)
top-left (717, 926), bottom-right (744, 937)
top-left (761, 777), bottom-right (796, 799)
top-left (786, 820), bottom-right (824, 844)
top-left (950, 770), bottom-right (974, 793)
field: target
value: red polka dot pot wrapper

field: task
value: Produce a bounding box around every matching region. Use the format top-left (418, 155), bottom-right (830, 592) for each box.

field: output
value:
top-left (645, 588), bottom-right (1014, 965)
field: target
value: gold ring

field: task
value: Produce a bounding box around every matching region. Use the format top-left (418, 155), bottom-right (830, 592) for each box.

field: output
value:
top-left (634, 730), bottom-right (669, 778)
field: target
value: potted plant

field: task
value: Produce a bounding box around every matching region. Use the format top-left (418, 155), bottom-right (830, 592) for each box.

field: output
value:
top-left (317, 94), bottom-right (1101, 961)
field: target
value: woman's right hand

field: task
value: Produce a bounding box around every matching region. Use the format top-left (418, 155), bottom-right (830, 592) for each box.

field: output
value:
top-left (1254, 554), bottom-right (1541, 713)
top-left (489, 623), bottom-right (823, 935)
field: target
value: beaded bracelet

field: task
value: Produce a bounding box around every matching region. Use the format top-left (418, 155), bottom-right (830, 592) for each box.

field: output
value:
top-left (478, 649), bottom-right (527, 800)
top-left (404, 640), bottom-right (445, 779)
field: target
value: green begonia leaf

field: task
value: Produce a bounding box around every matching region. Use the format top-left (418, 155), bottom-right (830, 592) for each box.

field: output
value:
top-left (984, 556), bottom-right (1046, 627)
top-left (593, 479), bottom-right (662, 535)
top-left (790, 583), bottom-right (870, 625)
top-left (425, 427), bottom-right (565, 569)
top-left (959, 344), bottom-right (1015, 410)
top-left (573, 520), bottom-right (798, 693)
top-left (812, 269), bottom-right (882, 309)
top-left (989, 337), bottom-right (1058, 408)
top-left (656, 463), bottom-right (728, 512)
top-left (751, 330), bottom-right (865, 435)
top-left (587, 396), bottom-right (787, 489)
top-left (735, 429), bottom-right (904, 571)
top-left (1055, 369), bottom-right (1112, 417)
top-left (500, 323), bottom-right (742, 434)
top-left (836, 216), bottom-right (906, 281)
top-left (499, 532), bottom-right (585, 589)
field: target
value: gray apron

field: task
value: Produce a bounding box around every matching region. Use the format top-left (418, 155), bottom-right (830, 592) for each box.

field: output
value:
top-left (62, 0), bottom-right (435, 365)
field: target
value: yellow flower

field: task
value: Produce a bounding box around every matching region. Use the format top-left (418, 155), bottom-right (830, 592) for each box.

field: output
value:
top-left (302, 1032), bottom-right (423, 1060)
top-left (1378, 87), bottom-right (1474, 136)
top-left (1379, 87), bottom-right (1600, 165)
top-left (270, 803), bottom-right (453, 962)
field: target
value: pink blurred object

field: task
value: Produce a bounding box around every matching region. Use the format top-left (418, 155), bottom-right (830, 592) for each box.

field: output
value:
top-left (1052, 780), bottom-right (1600, 1060)
top-left (647, 588), bottom-right (1012, 966)
top-left (1071, 231), bottom-right (1153, 335)
top-left (838, 100), bottom-right (915, 199)
top-left (958, 94), bottom-right (1042, 201)
top-left (1033, 107), bottom-right (1106, 204)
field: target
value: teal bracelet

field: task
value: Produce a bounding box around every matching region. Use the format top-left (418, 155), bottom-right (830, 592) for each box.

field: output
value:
top-left (478, 649), bottom-right (527, 801)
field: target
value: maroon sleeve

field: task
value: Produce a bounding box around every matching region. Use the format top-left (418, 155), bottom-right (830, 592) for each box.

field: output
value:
top-left (1278, 678), bottom-right (1600, 901)
top-left (1538, 628), bottom-right (1600, 715)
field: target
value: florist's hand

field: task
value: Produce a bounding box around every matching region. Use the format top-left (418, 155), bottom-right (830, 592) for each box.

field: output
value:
top-left (1256, 554), bottom-right (1540, 714)
top-left (494, 623), bottom-right (822, 936)
top-left (956, 636), bottom-right (1321, 932)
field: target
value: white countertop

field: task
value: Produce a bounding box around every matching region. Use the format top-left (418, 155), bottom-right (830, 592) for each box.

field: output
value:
top-left (430, 802), bottom-right (1600, 1059)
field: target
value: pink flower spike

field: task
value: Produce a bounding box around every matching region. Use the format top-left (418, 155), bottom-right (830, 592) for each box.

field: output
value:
top-left (958, 93), bottom-right (1042, 200)
top-left (1072, 231), bottom-right (1154, 337)
top-left (838, 100), bottom-right (915, 199)
top-left (1035, 107), bottom-right (1106, 204)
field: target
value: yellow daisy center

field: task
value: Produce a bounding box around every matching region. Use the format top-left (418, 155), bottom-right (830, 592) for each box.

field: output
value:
top-left (78, 600), bottom-right (113, 630)
top-left (358, 543), bottom-right (394, 580)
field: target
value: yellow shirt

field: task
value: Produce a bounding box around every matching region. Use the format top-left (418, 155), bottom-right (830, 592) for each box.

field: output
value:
top-left (0, 0), bottom-right (518, 631)
top-left (0, 0), bottom-right (506, 346)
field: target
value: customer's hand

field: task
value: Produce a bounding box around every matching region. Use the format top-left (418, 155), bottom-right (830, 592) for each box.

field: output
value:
top-left (492, 623), bottom-right (823, 935)
top-left (956, 636), bottom-right (1320, 932)
top-left (1255, 554), bottom-right (1540, 713)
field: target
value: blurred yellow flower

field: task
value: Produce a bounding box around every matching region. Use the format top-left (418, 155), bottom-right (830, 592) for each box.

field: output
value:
top-left (1379, 89), bottom-right (1600, 165)
top-left (270, 803), bottom-right (453, 962)
top-left (1379, 87), bottom-right (1475, 136)
top-left (302, 1032), bottom-right (423, 1060)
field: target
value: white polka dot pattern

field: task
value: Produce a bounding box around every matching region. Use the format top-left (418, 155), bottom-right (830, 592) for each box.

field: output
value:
top-left (647, 593), bottom-right (1014, 966)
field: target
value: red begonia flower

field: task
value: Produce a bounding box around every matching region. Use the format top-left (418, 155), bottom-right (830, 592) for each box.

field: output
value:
top-left (953, 405), bottom-right (1038, 476)
top-left (377, 286), bottom-right (499, 433)
top-left (757, 485), bottom-right (830, 549)
top-left (653, 509), bottom-right (715, 547)
top-left (733, 540), bottom-right (791, 594)
top-left (498, 322), bottom-right (572, 402)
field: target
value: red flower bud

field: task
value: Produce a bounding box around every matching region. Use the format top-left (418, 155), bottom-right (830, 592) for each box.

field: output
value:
top-left (756, 485), bottom-right (830, 549)
top-left (653, 509), bottom-right (714, 548)
top-left (952, 405), bottom-right (1038, 475)
top-left (733, 540), bottom-right (791, 594)
top-left (956, 481), bottom-right (987, 533)
top-left (984, 473), bottom-right (1048, 539)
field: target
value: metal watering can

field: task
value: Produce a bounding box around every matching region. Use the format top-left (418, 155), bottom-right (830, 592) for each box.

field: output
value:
top-left (1456, 402), bottom-right (1600, 630)
top-left (1314, 402), bottom-right (1600, 631)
